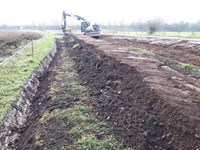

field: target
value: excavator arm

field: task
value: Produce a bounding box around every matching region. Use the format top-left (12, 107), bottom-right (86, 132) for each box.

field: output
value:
top-left (62, 11), bottom-right (70, 31)
top-left (62, 11), bottom-right (90, 34)
top-left (62, 11), bottom-right (88, 30)
top-left (71, 14), bottom-right (86, 22)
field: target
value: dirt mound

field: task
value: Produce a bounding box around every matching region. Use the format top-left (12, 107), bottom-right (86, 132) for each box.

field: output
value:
top-left (69, 35), bottom-right (200, 149)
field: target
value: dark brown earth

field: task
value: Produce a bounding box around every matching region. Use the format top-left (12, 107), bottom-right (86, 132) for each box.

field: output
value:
top-left (2, 35), bottom-right (200, 149)
top-left (70, 35), bottom-right (200, 149)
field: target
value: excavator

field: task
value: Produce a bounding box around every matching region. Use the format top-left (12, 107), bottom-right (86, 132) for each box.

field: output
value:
top-left (62, 11), bottom-right (101, 38)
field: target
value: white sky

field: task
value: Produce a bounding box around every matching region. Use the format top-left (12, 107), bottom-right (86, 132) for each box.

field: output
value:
top-left (0, 0), bottom-right (200, 25)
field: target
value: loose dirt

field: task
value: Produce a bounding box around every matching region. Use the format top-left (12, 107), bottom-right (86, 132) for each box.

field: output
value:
top-left (71, 35), bottom-right (200, 149)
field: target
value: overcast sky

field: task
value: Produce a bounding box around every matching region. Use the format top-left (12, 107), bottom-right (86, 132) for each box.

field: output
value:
top-left (0, 0), bottom-right (200, 25)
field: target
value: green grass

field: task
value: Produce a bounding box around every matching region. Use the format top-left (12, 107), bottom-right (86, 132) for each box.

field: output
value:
top-left (49, 50), bottom-right (88, 101)
top-left (74, 134), bottom-right (120, 150)
top-left (102, 30), bottom-right (200, 39)
top-left (67, 104), bottom-right (122, 150)
top-left (72, 43), bottom-right (81, 49)
top-left (68, 37), bottom-right (75, 44)
top-left (128, 46), bottom-right (200, 78)
top-left (0, 32), bottom-right (57, 120)
top-left (157, 56), bottom-right (200, 78)
top-left (179, 63), bottom-right (194, 71)
top-left (153, 32), bottom-right (200, 38)
top-left (128, 47), bottom-right (154, 56)
top-left (39, 104), bottom-right (122, 150)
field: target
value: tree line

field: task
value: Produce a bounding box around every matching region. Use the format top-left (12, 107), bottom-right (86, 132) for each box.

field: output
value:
top-left (1, 19), bottom-right (200, 34)
top-left (102, 19), bottom-right (200, 33)
top-left (0, 24), bottom-right (60, 30)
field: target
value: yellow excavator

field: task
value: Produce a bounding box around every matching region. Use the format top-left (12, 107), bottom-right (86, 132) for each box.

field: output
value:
top-left (62, 11), bottom-right (101, 38)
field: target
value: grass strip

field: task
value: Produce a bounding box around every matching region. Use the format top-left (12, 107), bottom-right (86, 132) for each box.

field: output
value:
top-left (37, 44), bottom-right (126, 149)
top-left (0, 32), bottom-right (57, 120)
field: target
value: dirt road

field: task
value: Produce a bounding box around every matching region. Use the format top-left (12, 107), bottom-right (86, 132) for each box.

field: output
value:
top-left (0, 35), bottom-right (200, 149)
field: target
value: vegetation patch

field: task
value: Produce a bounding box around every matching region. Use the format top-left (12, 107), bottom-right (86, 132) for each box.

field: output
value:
top-left (68, 37), bottom-right (75, 44)
top-left (35, 44), bottom-right (123, 149)
top-left (0, 33), bottom-right (56, 120)
top-left (128, 46), bottom-right (200, 78)
top-left (37, 103), bottom-right (121, 150)
top-left (128, 47), bottom-right (154, 56)
top-left (157, 56), bottom-right (200, 78)
top-left (72, 43), bottom-right (80, 49)
top-left (103, 31), bottom-right (200, 39)
top-left (0, 31), bottom-right (43, 56)
top-left (179, 63), bottom-right (194, 72)
top-left (49, 50), bottom-right (88, 101)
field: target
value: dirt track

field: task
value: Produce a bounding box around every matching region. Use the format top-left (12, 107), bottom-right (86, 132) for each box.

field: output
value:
top-left (1, 35), bottom-right (200, 149)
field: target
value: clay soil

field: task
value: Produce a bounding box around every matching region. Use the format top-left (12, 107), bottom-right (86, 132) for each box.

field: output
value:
top-left (2, 35), bottom-right (200, 149)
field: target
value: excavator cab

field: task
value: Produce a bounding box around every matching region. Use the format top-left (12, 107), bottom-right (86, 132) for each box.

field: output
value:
top-left (81, 21), bottom-right (90, 32)
top-left (92, 24), bottom-right (100, 31)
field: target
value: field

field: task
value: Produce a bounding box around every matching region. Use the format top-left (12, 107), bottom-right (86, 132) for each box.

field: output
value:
top-left (0, 31), bottom-right (42, 57)
top-left (0, 32), bottom-right (200, 149)
top-left (102, 30), bottom-right (200, 39)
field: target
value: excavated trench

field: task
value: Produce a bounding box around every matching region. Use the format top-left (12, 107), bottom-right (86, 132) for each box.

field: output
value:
top-left (0, 35), bottom-right (200, 149)
top-left (0, 39), bottom-right (61, 149)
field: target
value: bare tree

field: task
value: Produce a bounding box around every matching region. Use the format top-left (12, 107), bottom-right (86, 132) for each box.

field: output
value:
top-left (119, 18), bottom-right (125, 32)
top-left (147, 18), bottom-right (161, 34)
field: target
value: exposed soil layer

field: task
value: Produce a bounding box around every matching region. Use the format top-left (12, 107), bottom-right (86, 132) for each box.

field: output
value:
top-left (71, 35), bottom-right (200, 149)
top-left (101, 35), bottom-right (200, 67)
